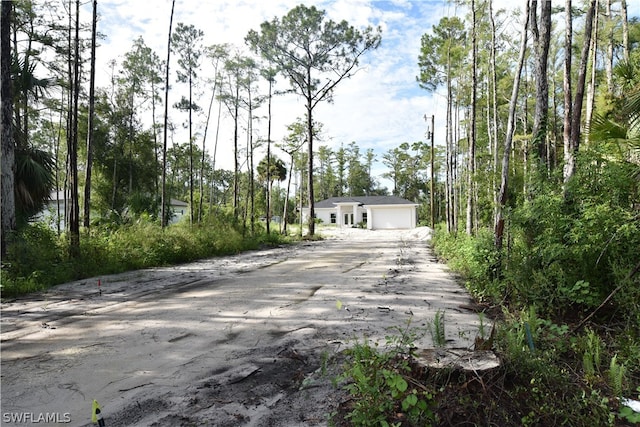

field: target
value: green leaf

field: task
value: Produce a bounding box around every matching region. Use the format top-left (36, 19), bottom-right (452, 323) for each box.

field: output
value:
top-left (402, 393), bottom-right (418, 411)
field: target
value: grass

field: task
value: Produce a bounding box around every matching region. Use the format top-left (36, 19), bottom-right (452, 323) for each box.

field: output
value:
top-left (0, 217), bottom-right (293, 299)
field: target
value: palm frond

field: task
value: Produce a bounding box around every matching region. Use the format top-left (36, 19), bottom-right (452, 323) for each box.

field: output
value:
top-left (15, 146), bottom-right (55, 220)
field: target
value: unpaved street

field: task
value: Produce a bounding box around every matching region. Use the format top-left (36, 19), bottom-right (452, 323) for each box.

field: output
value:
top-left (1, 228), bottom-right (482, 426)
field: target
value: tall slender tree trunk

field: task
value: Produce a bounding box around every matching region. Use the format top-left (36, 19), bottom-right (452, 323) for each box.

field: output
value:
top-left (605, 0), bottom-right (614, 93)
top-left (127, 91), bottom-right (134, 193)
top-left (84, 0), bottom-right (97, 229)
top-left (299, 166), bottom-right (304, 234)
top-left (209, 93), bottom-right (222, 211)
top-left (489, 0), bottom-right (499, 226)
top-left (266, 78), bottom-right (273, 235)
top-left (248, 85), bottom-right (255, 236)
top-left (445, 49), bottom-right (454, 233)
top-left (199, 77), bottom-right (217, 222)
top-left (54, 95), bottom-right (64, 234)
top-left (621, 0), bottom-right (629, 62)
top-left (563, 0), bottom-right (573, 183)
top-left (585, 0), bottom-right (599, 145)
top-left (565, 0), bottom-right (596, 188)
top-left (466, 0), bottom-right (478, 236)
top-left (68, 0), bottom-right (81, 257)
top-left (188, 70), bottom-right (194, 225)
top-left (161, 0), bottom-right (175, 228)
top-left (531, 0), bottom-right (552, 171)
top-left (306, 89), bottom-right (315, 236)
top-left (495, 0), bottom-right (530, 251)
top-left (233, 81), bottom-right (240, 221)
top-left (152, 80), bottom-right (159, 200)
top-left (282, 152), bottom-right (294, 235)
top-left (1, 0), bottom-right (15, 258)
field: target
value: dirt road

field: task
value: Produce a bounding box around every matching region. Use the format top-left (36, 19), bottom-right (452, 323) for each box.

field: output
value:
top-left (1, 227), bottom-right (482, 426)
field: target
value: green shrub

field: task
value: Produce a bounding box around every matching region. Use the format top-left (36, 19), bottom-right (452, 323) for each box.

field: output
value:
top-left (1, 215), bottom-right (290, 298)
top-left (338, 326), bottom-right (435, 426)
top-left (431, 225), bottom-right (502, 302)
top-left (1, 223), bottom-right (75, 297)
top-left (495, 317), bottom-right (616, 427)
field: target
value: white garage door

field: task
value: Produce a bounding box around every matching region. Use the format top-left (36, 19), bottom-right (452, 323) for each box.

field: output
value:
top-left (371, 207), bottom-right (414, 229)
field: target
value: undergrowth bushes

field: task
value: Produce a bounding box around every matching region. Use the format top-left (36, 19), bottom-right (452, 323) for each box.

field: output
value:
top-left (433, 197), bottom-right (640, 325)
top-left (429, 182), bottom-right (640, 425)
top-left (0, 215), bottom-right (290, 298)
top-left (337, 311), bottom-right (626, 426)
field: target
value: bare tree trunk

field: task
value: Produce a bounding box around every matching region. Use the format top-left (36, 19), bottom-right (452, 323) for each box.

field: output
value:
top-left (83, 0), bottom-right (97, 229)
top-left (585, 0), bottom-right (599, 145)
top-left (306, 95), bottom-right (315, 236)
top-left (266, 77), bottom-right (273, 235)
top-left (489, 0), bottom-right (499, 227)
top-left (199, 76), bottom-right (218, 222)
top-left (209, 93), bottom-right (222, 211)
top-left (233, 81), bottom-right (240, 221)
top-left (299, 166), bottom-right (304, 234)
top-left (466, 0), bottom-right (477, 236)
top-left (248, 86), bottom-right (255, 236)
top-left (188, 70), bottom-right (194, 225)
top-left (563, 0), bottom-right (573, 184)
top-left (152, 80), bottom-right (159, 201)
top-left (1, 0), bottom-right (15, 258)
top-left (68, 0), bottom-right (81, 257)
top-left (621, 0), bottom-right (629, 62)
top-left (161, 0), bottom-right (175, 228)
top-left (495, 1), bottom-right (530, 251)
top-left (565, 0), bottom-right (596, 188)
top-left (54, 94), bottom-right (64, 234)
top-left (282, 152), bottom-right (294, 235)
top-left (445, 48), bottom-right (454, 233)
top-left (605, 0), bottom-right (613, 93)
top-left (530, 0), bottom-right (552, 170)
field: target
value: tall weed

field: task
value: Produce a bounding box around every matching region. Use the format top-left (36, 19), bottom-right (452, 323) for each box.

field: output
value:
top-left (1, 216), bottom-right (289, 298)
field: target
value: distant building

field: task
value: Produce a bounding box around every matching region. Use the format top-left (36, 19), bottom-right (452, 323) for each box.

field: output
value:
top-left (302, 196), bottom-right (418, 230)
top-left (32, 191), bottom-right (189, 228)
top-left (168, 199), bottom-right (189, 224)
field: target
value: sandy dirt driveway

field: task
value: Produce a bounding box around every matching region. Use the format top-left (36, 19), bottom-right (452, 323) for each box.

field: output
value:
top-left (1, 227), bottom-right (482, 427)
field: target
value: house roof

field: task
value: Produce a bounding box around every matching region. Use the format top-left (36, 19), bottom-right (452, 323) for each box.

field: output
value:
top-left (170, 199), bottom-right (188, 207)
top-left (314, 196), bottom-right (417, 208)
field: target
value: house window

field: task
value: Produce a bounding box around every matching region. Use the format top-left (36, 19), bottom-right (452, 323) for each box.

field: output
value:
top-left (330, 213), bottom-right (336, 224)
top-left (344, 213), bottom-right (349, 225)
top-left (362, 212), bottom-right (367, 224)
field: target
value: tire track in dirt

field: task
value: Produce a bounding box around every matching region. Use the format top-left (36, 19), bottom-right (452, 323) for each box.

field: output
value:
top-left (0, 228), bottom-right (482, 427)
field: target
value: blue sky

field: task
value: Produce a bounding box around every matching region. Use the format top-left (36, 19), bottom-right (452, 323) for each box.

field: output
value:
top-left (81, 0), bottom-right (455, 188)
top-left (82, 0), bottom-right (638, 191)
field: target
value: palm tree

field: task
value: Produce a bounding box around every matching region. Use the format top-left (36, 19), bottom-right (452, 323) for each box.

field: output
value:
top-left (588, 58), bottom-right (640, 181)
top-left (11, 47), bottom-right (55, 225)
top-left (257, 155), bottom-right (287, 231)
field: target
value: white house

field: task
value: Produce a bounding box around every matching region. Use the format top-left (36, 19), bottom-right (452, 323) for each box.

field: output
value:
top-left (302, 196), bottom-right (419, 230)
top-left (32, 191), bottom-right (189, 228)
top-left (168, 199), bottom-right (188, 224)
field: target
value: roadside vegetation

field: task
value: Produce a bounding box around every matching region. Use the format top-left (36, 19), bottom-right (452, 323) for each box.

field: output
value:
top-left (336, 154), bottom-right (639, 425)
top-left (334, 0), bottom-right (640, 424)
top-left (0, 211), bottom-right (291, 299)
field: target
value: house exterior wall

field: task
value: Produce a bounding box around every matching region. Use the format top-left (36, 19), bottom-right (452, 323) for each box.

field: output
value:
top-left (314, 208), bottom-right (334, 225)
top-left (305, 201), bottom-right (417, 230)
top-left (314, 205), bottom-right (366, 227)
top-left (32, 192), bottom-right (189, 228)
